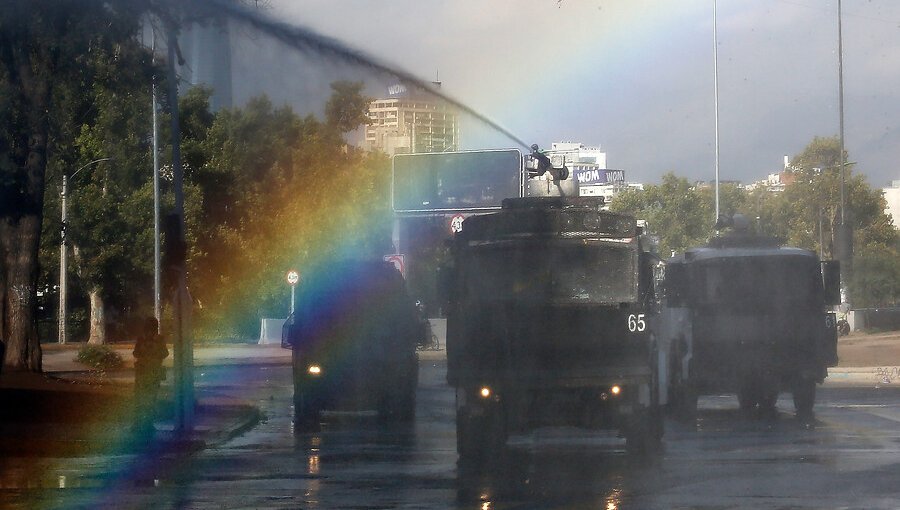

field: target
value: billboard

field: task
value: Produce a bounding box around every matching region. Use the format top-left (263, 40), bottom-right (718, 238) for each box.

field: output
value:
top-left (392, 149), bottom-right (523, 213)
top-left (573, 166), bottom-right (626, 185)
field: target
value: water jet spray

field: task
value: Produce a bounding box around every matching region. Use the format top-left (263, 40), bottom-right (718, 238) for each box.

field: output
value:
top-left (202, 0), bottom-right (533, 151)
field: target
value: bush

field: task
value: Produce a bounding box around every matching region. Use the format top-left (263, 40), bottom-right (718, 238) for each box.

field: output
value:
top-left (76, 344), bottom-right (124, 370)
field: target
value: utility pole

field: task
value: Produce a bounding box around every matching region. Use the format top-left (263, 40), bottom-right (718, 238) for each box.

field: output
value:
top-left (167, 23), bottom-right (194, 432)
top-left (713, 0), bottom-right (721, 224)
top-left (838, 0), bottom-right (846, 226)
top-left (59, 175), bottom-right (69, 344)
top-left (152, 29), bottom-right (162, 332)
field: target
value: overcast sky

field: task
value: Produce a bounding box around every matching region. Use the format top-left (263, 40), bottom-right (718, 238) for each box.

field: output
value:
top-left (237, 0), bottom-right (900, 187)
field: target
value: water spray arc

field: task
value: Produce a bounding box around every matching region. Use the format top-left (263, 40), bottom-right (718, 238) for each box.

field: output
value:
top-left (204, 0), bottom-right (532, 151)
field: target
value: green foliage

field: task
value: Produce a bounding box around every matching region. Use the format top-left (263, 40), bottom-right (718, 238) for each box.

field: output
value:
top-left (612, 136), bottom-right (899, 308)
top-left (187, 87), bottom-right (392, 339)
top-left (610, 173), bottom-right (715, 256)
top-left (848, 245), bottom-right (900, 307)
top-left (325, 81), bottom-right (372, 134)
top-left (755, 136), bottom-right (898, 305)
top-left (76, 344), bottom-right (124, 371)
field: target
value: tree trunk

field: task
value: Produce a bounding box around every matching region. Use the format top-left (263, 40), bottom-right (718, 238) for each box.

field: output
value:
top-left (87, 288), bottom-right (106, 345)
top-left (0, 32), bottom-right (50, 372)
top-left (0, 215), bottom-right (44, 371)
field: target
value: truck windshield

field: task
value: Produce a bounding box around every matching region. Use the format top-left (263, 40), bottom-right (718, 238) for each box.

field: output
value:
top-left (465, 240), bottom-right (638, 304)
top-left (696, 255), bottom-right (821, 309)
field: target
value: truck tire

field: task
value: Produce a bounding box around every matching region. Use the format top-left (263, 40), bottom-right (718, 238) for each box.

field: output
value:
top-left (737, 385), bottom-right (758, 412)
top-left (378, 359), bottom-right (418, 423)
top-left (625, 408), bottom-right (663, 456)
top-left (758, 389), bottom-right (779, 419)
top-left (669, 384), bottom-right (698, 421)
top-left (294, 388), bottom-right (322, 432)
top-left (792, 378), bottom-right (816, 421)
top-left (378, 385), bottom-right (416, 423)
top-left (456, 406), bottom-right (507, 461)
top-left (739, 383), bottom-right (778, 418)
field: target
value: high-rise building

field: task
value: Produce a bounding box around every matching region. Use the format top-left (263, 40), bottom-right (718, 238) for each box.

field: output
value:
top-left (547, 142), bottom-right (607, 168)
top-left (364, 83), bottom-right (459, 155)
top-left (177, 17), bottom-right (234, 111)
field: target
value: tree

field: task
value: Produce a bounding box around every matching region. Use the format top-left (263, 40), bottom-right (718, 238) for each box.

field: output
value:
top-left (324, 81), bottom-right (372, 136)
top-left (756, 136), bottom-right (898, 306)
top-left (187, 84), bottom-right (391, 339)
top-left (1, 0), bottom-right (150, 370)
top-left (610, 173), bottom-right (716, 257)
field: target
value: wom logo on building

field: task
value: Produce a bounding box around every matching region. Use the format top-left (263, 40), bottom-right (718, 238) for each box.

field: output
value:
top-left (573, 166), bottom-right (626, 185)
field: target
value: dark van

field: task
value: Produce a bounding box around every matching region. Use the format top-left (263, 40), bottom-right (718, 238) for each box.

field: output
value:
top-left (282, 260), bottom-right (419, 430)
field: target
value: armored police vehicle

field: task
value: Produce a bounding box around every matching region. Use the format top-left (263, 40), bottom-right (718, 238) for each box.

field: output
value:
top-left (661, 218), bottom-right (841, 420)
top-left (442, 193), bottom-right (667, 459)
top-left (282, 260), bottom-right (420, 430)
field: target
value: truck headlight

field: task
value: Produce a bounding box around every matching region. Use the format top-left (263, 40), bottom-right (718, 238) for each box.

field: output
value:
top-left (307, 365), bottom-right (322, 376)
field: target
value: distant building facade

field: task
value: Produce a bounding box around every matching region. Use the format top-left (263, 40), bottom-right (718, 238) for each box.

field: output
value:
top-left (176, 18), bottom-right (234, 111)
top-left (364, 83), bottom-right (459, 155)
top-left (543, 142), bottom-right (642, 204)
top-left (547, 142), bottom-right (607, 168)
top-left (745, 156), bottom-right (797, 193)
top-left (884, 180), bottom-right (900, 229)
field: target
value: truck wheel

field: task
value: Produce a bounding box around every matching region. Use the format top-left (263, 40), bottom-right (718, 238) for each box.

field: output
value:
top-left (456, 406), bottom-right (507, 462)
top-left (792, 378), bottom-right (816, 421)
top-left (758, 390), bottom-right (779, 419)
top-left (378, 386), bottom-right (416, 423)
top-left (379, 357), bottom-right (418, 423)
top-left (669, 385), bottom-right (698, 421)
top-left (295, 389), bottom-right (322, 432)
top-left (625, 409), bottom-right (663, 456)
top-left (737, 385), bottom-right (758, 412)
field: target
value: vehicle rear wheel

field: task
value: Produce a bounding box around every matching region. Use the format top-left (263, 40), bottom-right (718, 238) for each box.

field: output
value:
top-left (378, 379), bottom-right (417, 423)
top-left (456, 405), bottom-right (507, 462)
top-left (758, 389), bottom-right (779, 418)
top-left (793, 378), bottom-right (816, 420)
top-left (737, 385), bottom-right (758, 412)
top-left (669, 384), bottom-right (698, 421)
top-left (625, 408), bottom-right (663, 456)
top-left (294, 388), bottom-right (322, 432)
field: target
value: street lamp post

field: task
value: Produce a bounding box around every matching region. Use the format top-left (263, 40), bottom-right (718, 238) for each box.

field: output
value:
top-left (286, 270), bottom-right (300, 315)
top-left (59, 158), bottom-right (113, 344)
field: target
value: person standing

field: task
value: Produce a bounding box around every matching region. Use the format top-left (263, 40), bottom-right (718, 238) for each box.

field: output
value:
top-left (133, 317), bottom-right (168, 438)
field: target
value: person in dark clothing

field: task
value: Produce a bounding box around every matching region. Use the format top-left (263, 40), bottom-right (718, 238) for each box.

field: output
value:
top-left (133, 317), bottom-right (168, 438)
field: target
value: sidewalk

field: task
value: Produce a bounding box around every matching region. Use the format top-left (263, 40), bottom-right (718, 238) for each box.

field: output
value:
top-left (1, 342), bottom-right (446, 456)
top-left (0, 343), bottom-right (279, 457)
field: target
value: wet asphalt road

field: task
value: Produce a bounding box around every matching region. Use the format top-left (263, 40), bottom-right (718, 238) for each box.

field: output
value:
top-left (3, 360), bottom-right (900, 509)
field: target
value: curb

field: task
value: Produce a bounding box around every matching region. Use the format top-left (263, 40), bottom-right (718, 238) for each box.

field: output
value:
top-left (826, 366), bottom-right (900, 386)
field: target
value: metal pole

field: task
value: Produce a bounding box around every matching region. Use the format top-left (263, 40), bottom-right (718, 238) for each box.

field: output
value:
top-left (59, 175), bottom-right (68, 344)
top-left (838, 0), bottom-right (846, 225)
top-left (152, 29), bottom-right (162, 332)
top-left (290, 285), bottom-right (295, 315)
top-left (713, 0), bottom-right (720, 223)
top-left (167, 24), bottom-right (194, 432)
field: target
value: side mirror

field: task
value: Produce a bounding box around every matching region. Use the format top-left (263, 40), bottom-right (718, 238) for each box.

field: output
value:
top-left (821, 260), bottom-right (841, 306)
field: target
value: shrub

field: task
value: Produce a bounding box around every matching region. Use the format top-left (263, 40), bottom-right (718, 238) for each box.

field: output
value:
top-left (76, 344), bottom-right (124, 370)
